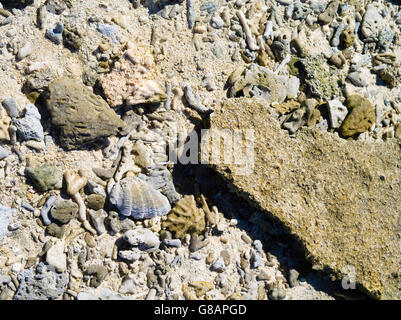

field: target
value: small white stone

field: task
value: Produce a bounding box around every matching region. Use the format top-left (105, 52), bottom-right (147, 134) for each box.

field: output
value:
top-left (11, 262), bottom-right (22, 273)
top-left (46, 240), bottom-right (67, 272)
top-left (123, 228), bottom-right (160, 252)
top-left (17, 42), bottom-right (32, 60)
top-left (230, 219), bottom-right (238, 226)
top-left (211, 15), bottom-right (224, 29)
top-left (327, 100), bottom-right (348, 129)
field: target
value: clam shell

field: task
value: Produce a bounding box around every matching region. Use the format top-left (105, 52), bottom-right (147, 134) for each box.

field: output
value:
top-left (109, 177), bottom-right (171, 219)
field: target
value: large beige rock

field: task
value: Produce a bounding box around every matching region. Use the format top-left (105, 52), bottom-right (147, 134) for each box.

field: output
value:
top-left (206, 97), bottom-right (401, 299)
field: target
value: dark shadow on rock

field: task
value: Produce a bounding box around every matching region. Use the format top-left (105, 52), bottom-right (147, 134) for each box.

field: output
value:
top-left (145, 0), bottom-right (184, 15)
top-left (171, 163), bottom-right (370, 300)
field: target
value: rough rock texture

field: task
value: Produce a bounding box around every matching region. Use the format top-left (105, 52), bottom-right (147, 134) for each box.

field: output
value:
top-left (45, 78), bottom-right (126, 150)
top-left (207, 97), bottom-right (401, 300)
top-left (100, 45), bottom-right (164, 108)
top-left (227, 63), bottom-right (297, 104)
top-left (50, 198), bottom-right (79, 224)
top-left (24, 162), bottom-right (61, 192)
top-left (14, 262), bottom-right (69, 300)
top-left (301, 55), bottom-right (342, 99)
top-left (339, 95), bottom-right (375, 137)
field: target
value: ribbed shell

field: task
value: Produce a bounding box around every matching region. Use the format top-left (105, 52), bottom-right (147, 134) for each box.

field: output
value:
top-left (109, 177), bottom-right (171, 219)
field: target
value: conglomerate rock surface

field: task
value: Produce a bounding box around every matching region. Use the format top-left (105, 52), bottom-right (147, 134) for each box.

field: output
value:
top-left (207, 97), bottom-right (401, 299)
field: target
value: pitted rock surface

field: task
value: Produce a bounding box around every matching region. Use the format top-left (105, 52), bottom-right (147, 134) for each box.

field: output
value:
top-left (207, 97), bottom-right (401, 300)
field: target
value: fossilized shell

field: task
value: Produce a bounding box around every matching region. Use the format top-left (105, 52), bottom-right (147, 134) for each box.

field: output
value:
top-left (109, 177), bottom-right (171, 219)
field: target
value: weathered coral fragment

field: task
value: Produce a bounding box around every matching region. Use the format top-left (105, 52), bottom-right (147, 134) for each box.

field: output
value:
top-left (100, 45), bottom-right (166, 107)
top-left (162, 195), bottom-right (205, 239)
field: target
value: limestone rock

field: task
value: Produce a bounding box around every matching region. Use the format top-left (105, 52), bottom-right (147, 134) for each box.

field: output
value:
top-left (273, 100), bottom-right (300, 116)
top-left (378, 67), bottom-right (400, 89)
top-left (45, 78), bottom-right (126, 150)
top-left (318, 0), bottom-right (339, 25)
top-left (282, 99), bottom-right (318, 134)
top-left (340, 27), bottom-right (355, 49)
top-left (84, 265), bottom-right (108, 288)
top-left (100, 45), bottom-right (164, 108)
top-left (13, 104), bottom-right (44, 142)
top-left (46, 223), bottom-right (67, 239)
top-left (15, 262), bottom-right (69, 300)
top-left (301, 55), bottom-right (342, 99)
top-left (86, 194), bottom-right (105, 210)
top-left (50, 198), bottom-right (78, 224)
top-left (0, 111), bottom-right (11, 141)
top-left (227, 63), bottom-right (296, 104)
top-left (339, 95), bottom-right (375, 137)
top-left (361, 3), bottom-right (385, 41)
top-left (106, 211), bottom-right (135, 234)
top-left (207, 97), bottom-right (401, 299)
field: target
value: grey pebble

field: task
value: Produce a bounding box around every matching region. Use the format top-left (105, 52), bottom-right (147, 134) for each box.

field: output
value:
top-left (2, 98), bottom-right (19, 118)
top-left (0, 146), bottom-right (9, 160)
top-left (347, 72), bottom-right (367, 87)
top-left (12, 146), bottom-right (24, 162)
top-left (97, 23), bottom-right (118, 43)
top-left (210, 257), bottom-right (226, 272)
top-left (170, 255), bottom-right (182, 267)
top-left (123, 228), bottom-right (160, 253)
top-left (0, 16), bottom-right (13, 26)
top-left (250, 248), bottom-right (262, 268)
top-left (200, 2), bottom-right (218, 15)
top-left (165, 82), bottom-right (172, 110)
top-left (163, 238), bottom-right (181, 248)
top-left (211, 15), bottom-right (224, 29)
top-left (331, 22), bottom-right (344, 47)
top-left (202, 73), bottom-right (216, 91)
top-left (189, 252), bottom-right (202, 260)
top-left (21, 202), bottom-right (35, 212)
top-left (17, 42), bottom-right (32, 60)
top-left (13, 104), bottom-right (44, 142)
top-left (187, 0), bottom-right (195, 29)
top-left (40, 195), bottom-right (57, 226)
top-left (8, 223), bottom-right (20, 231)
top-left (288, 269), bottom-right (300, 287)
top-left (46, 22), bottom-right (64, 45)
